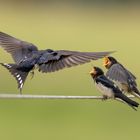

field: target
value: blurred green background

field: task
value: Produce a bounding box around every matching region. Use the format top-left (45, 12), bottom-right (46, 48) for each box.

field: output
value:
top-left (0, 1), bottom-right (140, 140)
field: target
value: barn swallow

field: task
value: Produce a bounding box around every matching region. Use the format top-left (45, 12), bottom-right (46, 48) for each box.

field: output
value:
top-left (90, 66), bottom-right (139, 110)
top-left (103, 56), bottom-right (140, 99)
top-left (0, 31), bottom-right (114, 94)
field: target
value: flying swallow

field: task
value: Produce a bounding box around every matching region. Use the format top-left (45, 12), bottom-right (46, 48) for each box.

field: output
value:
top-left (0, 31), bottom-right (114, 93)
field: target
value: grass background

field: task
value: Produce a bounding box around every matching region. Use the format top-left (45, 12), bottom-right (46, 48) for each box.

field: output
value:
top-left (0, 1), bottom-right (140, 140)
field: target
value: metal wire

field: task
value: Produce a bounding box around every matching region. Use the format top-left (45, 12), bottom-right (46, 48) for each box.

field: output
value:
top-left (0, 94), bottom-right (134, 100)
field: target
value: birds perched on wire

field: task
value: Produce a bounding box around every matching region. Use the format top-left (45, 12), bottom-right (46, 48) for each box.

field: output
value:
top-left (90, 66), bottom-right (139, 110)
top-left (103, 56), bottom-right (140, 99)
top-left (0, 31), bottom-right (114, 94)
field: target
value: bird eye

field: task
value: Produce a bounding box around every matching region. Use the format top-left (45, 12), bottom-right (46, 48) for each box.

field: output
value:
top-left (52, 52), bottom-right (58, 56)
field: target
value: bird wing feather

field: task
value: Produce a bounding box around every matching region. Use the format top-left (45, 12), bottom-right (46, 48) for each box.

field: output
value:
top-left (39, 50), bottom-right (114, 73)
top-left (0, 32), bottom-right (38, 64)
top-left (106, 63), bottom-right (137, 86)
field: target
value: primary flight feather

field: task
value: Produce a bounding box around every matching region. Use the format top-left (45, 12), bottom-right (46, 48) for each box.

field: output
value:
top-left (0, 31), bottom-right (114, 93)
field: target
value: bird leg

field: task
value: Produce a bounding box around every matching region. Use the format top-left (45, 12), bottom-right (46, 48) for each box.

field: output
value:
top-left (30, 71), bottom-right (35, 79)
top-left (102, 95), bottom-right (109, 101)
top-left (30, 65), bottom-right (38, 79)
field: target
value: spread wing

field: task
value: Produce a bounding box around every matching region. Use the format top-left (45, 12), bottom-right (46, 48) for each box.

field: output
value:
top-left (38, 50), bottom-right (114, 73)
top-left (0, 32), bottom-right (38, 64)
top-left (106, 63), bottom-right (137, 86)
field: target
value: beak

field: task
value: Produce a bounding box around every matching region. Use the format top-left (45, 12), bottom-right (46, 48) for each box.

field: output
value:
top-left (89, 68), bottom-right (96, 75)
top-left (103, 57), bottom-right (109, 66)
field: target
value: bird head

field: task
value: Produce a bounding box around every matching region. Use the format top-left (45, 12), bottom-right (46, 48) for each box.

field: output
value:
top-left (90, 66), bottom-right (104, 78)
top-left (103, 56), bottom-right (117, 69)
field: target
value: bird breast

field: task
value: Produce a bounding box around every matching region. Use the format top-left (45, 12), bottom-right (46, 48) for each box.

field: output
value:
top-left (95, 82), bottom-right (115, 98)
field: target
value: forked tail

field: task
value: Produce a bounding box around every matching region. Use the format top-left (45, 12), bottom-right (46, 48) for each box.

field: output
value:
top-left (118, 93), bottom-right (139, 111)
top-left (0, 63), bottom-right (29, 94)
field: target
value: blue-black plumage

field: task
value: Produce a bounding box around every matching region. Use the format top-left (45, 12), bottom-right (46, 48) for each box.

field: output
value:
top-left (103, 56), bottom-right (140, 99)
top-left (90, 66), bottom-right (139, 110)
top-left (0, 31), bottom-right (114, 94)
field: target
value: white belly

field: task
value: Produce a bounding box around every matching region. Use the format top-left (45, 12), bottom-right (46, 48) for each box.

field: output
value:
top-left (95, 83), bottom-right (115, 98)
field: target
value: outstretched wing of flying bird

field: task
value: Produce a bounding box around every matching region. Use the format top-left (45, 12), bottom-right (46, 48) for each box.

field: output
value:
top-left (39, 50), bottom-right (114, 73)
top-left (0, 32), bottom-right (38, 64)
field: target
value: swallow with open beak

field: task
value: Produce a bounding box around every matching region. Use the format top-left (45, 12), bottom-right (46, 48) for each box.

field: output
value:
top-left (90, 66), bottom-right (139, 110)
top-left (0, 31), bottom-right (114, 94)
top-left (103, 56), bottom-right (140, 99)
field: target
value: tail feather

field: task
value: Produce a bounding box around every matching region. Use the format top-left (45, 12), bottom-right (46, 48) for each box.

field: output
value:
top-left (0, 63), bottom-right (29, 94)
top-left (128, 77), bottom-right (140, 98)
top-left (118, 93), bottom-right (139, 110)
top-left (132, 86), bottom-right (140, 98)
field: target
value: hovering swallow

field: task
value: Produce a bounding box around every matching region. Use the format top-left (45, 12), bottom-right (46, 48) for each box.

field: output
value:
top-left (90, 66), bottom-right (139, 110)
top-left (0, 32), bottom-right (114, 94)
top-left (103, 56), bottom-right (140, 98)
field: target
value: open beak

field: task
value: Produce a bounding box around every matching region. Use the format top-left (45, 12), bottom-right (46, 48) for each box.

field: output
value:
top-left (103, 57), bottom-right (109, 66)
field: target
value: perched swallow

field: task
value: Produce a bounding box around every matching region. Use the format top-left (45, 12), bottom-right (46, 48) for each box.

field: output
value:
top-left (90, 66), bottom-right (139, 110)
top-left (0, 32), bottom-right (114, 94)
top-left (103, 56), bottom-right (140, 98)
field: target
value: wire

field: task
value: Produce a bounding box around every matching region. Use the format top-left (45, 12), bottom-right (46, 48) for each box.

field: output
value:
top-left (0, 94), bottom-right (134, 100)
